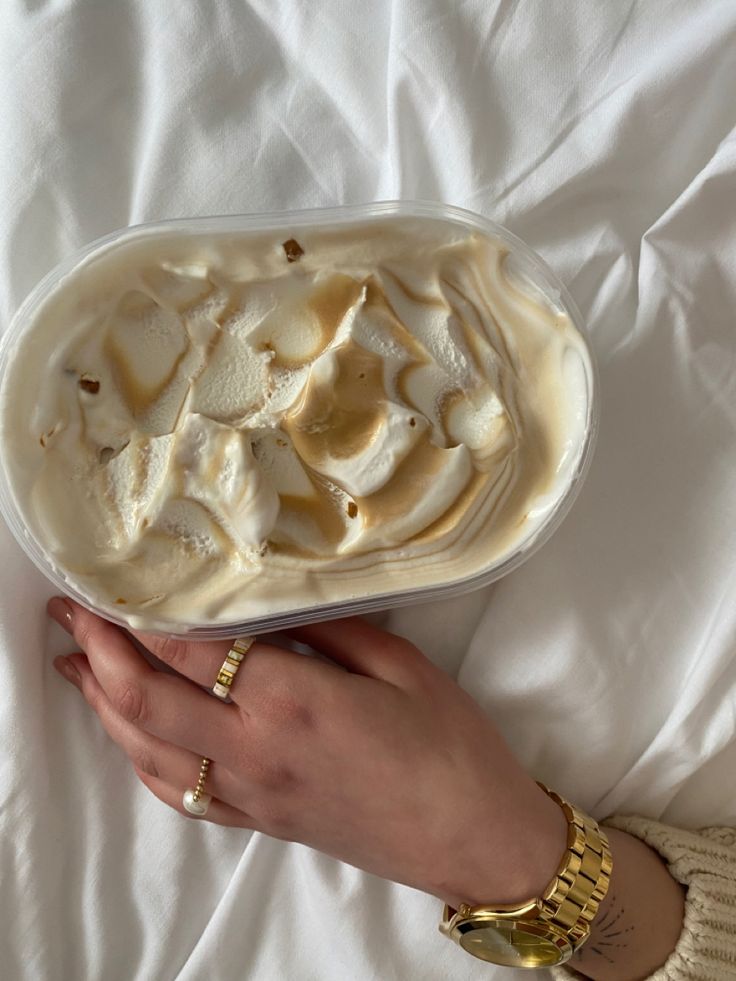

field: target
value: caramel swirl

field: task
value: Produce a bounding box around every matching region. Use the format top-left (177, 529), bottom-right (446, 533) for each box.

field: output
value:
top-left (0, 217), bottom-right (591, 627)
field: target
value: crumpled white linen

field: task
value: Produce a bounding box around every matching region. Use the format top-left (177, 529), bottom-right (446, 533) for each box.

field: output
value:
top-left (1, 2), bottom-right (735, 979)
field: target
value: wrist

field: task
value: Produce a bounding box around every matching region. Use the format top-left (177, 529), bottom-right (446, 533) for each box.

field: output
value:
top-left (570, 828), bottom-right (685, 981)
top-left (433, 780), bottom-right (568, 909)
top-left (438, 785), bottom-right (614, 971)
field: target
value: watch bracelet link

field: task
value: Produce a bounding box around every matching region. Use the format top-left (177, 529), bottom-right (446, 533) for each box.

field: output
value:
top-left (536, 785), bottom-right (613, 946)
top-left (440, 784), bottom-right (613, 960)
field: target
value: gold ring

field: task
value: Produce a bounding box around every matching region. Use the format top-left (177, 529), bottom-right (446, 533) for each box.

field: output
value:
top-left (183, 757), bottom-right (212, 816)
top-left (212, 636), bottom-right (255, 701)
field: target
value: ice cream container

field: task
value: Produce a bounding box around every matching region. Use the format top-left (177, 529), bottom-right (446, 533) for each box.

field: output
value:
top-left (0, 201), bottom-right (598, 638)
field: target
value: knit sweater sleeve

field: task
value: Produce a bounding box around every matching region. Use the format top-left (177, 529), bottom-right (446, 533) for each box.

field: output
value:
top-left (550, 815), bottom-right (736, 980)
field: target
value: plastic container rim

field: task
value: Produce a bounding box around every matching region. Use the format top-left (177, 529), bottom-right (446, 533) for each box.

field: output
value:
top-left (0, 199), bottom-right (600, 638)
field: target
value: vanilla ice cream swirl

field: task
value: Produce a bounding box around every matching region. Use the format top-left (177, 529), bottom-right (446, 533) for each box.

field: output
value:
top-left (0, 217), bottom-right (592, 628)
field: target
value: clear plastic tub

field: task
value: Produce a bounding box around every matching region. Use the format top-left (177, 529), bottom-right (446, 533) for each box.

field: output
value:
top-left (0, 201), bottom-right (599, 637)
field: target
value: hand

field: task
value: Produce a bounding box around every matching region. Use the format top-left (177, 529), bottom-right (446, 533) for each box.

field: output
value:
top-left (48, 598), bottom-right (566, 909)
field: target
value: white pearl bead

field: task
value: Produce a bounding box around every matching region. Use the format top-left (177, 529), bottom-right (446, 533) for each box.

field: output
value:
top-left (182, 789), bottom-right (212, 816)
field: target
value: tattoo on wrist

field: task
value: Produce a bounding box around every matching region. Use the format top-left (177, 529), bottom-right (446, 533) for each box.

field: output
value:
top-left (572, 894), bottom-right (635, 965)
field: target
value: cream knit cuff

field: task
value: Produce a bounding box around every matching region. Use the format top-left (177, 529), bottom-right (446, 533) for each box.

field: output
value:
top-left (550, 815), bottom-right (736, 980)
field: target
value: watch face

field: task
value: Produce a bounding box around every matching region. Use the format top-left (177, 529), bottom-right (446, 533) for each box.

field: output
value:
top-left (456, 919), bottom-right (571, 968)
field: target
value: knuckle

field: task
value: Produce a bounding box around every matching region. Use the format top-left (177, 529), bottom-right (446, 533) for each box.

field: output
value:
top-left (154, 635), bottom-right (189, 669)
top-left (404, 654), bottom-right (436, 692)
top-left (256, 800), bottom-right (295, 839)
top-left (130, 747), bottom-right (159, 779)
top-left (83, 683), bottom-right (105, 717)
top-left (135, 768), bottom-right (165, 803)
top-left (72, 615), bottom-right (95, 652)
top-left (261, 691), bottom-right (314, 731)
top-left (261, 762), bottom-right (299, 794)
top-left (113, 679), bottom-right (148, 726)
top-left (397, 637), bottom-right (423, 664)
top-left (396, 640), bottom-right (433, 685)
top-left (230, 744), bottom-right (265, 780)
top-left (233, 745), bottom-right (299, 794)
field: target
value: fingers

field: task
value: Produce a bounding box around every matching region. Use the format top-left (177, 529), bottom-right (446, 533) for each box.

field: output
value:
top-left (132, 624), bottom-right (345, 719)
top-left (62, 653), bottom-right (239, 802)
top-left (57, 654), bottom-right (259, 829)
top-left (129, 630), bottom-right (235, 689)
top-left (134, 614), bottom-right (429, 694)
top-left (48, 598), bottom-right (430, 782)
top-left (49, 597), bottom-right (346, 738)
top-left (49, 599), bottom-right (242, 762)
top-left (287, 617), bottom-right (431, 687)
top-left (135, 769), bottom-right (257, 828)
top-left (54, 599), bottom-right (243, 694)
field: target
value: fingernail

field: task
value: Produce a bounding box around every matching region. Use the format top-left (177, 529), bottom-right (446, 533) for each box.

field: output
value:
top-left (54, 655), bottom-right (81, 689)
top-left (48, 597), bottom-right (74, 633)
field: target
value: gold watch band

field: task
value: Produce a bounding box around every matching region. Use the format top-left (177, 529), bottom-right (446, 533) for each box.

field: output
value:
top-left (536, 785), bottom-right (613, 946)
top-left (439, 785), bottom-right (613, 966)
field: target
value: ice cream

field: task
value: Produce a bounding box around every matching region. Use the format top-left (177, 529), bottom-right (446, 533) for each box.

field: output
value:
top-left (0, 214), bottom-right (593, 629)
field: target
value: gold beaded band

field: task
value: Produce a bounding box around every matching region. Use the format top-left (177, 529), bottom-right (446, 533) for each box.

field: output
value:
top-left (212, 636), bottom-right (255, 700)
top-left (183, 757), bottom-right (212, 816)
top-left (192, 758), bottom-right (210, 802)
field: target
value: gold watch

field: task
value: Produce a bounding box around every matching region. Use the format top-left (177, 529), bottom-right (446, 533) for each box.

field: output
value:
top-left (439, 786), bottom-right (612, 969)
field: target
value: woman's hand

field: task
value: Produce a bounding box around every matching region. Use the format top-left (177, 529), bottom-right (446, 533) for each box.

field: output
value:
top-left (48, 597), bottom-right (566, 909)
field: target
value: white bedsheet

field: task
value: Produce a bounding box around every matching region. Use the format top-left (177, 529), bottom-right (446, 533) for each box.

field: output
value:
top-left (1, 3), bottom-right (735, 979)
